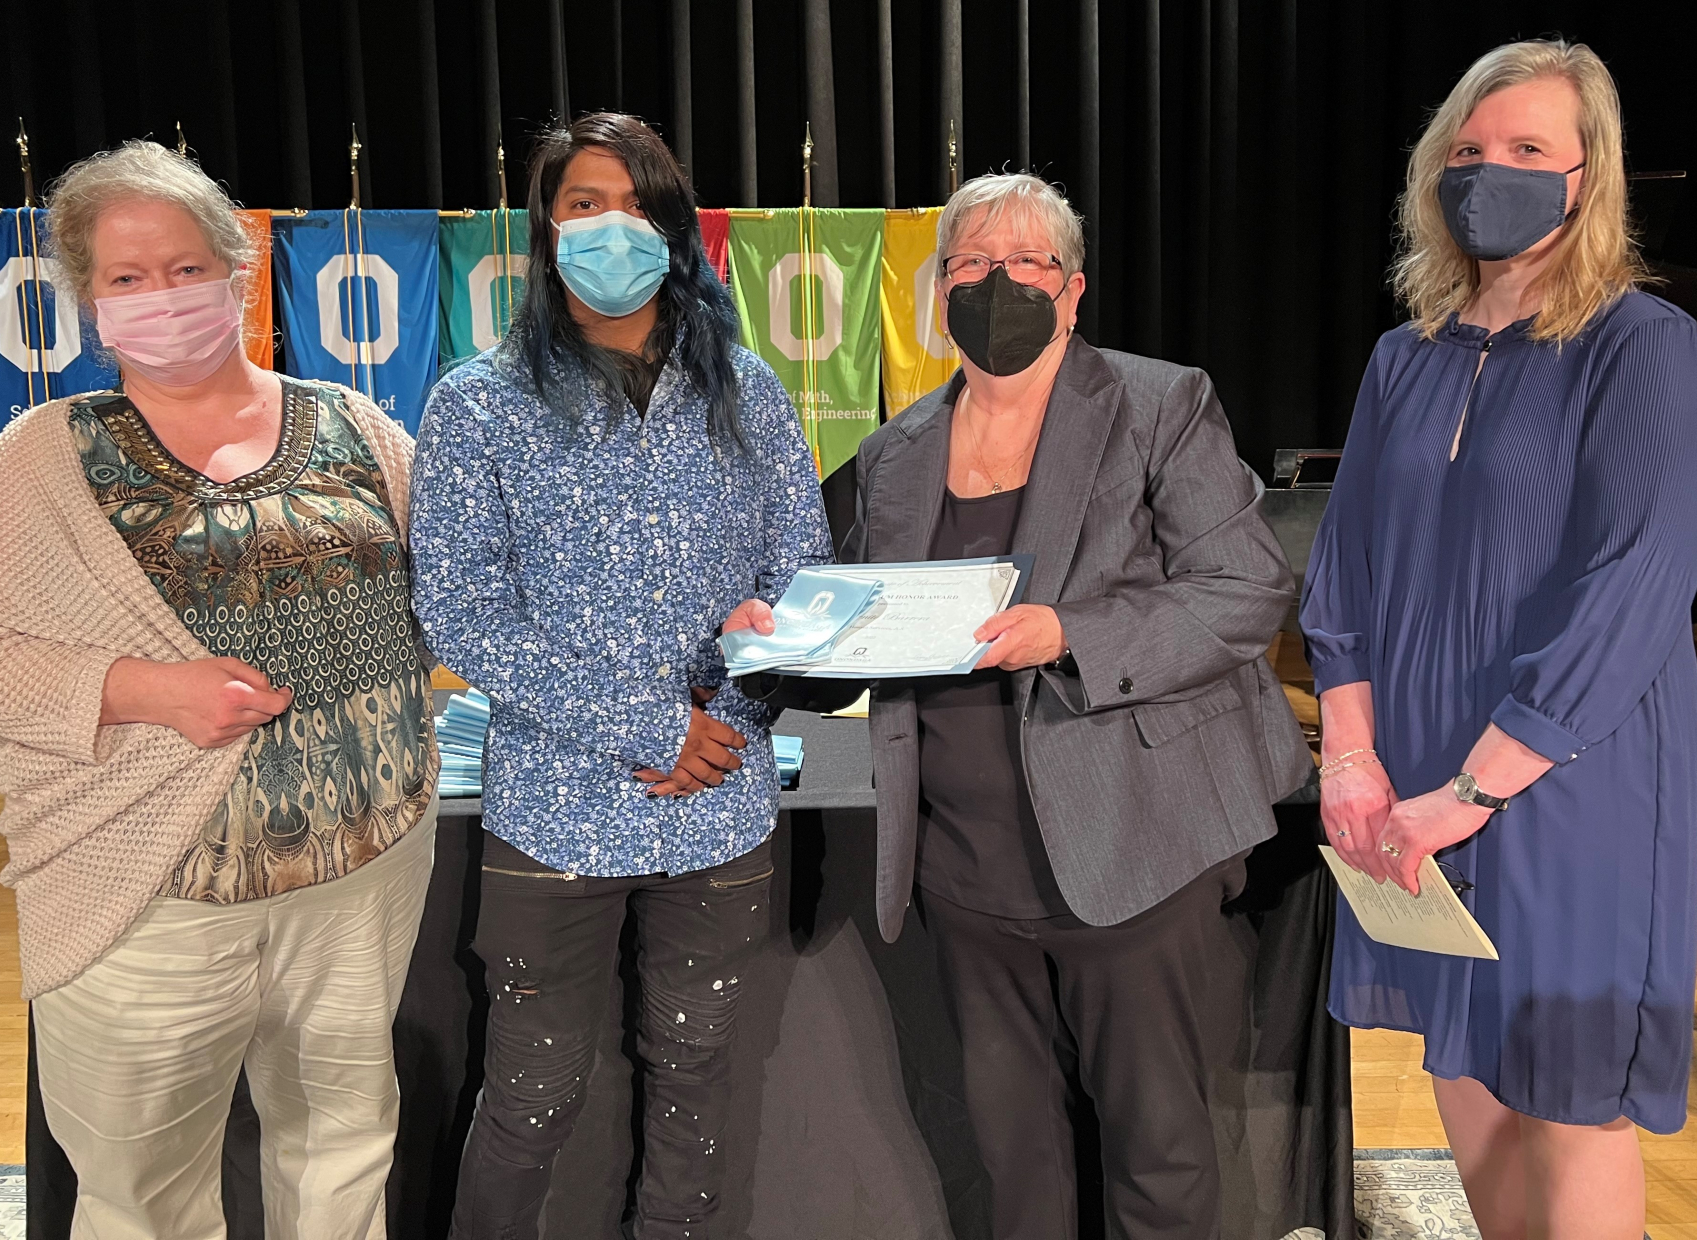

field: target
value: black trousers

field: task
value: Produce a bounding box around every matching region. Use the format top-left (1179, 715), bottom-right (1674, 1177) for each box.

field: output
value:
top-left (448, 832), bottom-right (775, 1240)
top-left (919, 858), bottom-right (1246, 1240)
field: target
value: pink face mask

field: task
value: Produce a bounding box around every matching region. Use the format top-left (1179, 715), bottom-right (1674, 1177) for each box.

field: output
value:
top-left (94, 278), bottom-right (243, 387)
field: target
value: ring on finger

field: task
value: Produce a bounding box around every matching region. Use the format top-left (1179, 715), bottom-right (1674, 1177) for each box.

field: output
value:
top-left (1381, 841), bottom-right (1402, 857)
top-left (1335, 829), bottom-right (1350, 840)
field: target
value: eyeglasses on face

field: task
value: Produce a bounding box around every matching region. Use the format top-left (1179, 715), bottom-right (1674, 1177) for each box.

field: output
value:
top-left (940, 250), bottom-right (1064, 286)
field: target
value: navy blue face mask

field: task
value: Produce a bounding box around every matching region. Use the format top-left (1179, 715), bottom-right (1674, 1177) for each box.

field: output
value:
top-left (1438, 160), bottom-right (1585, 261)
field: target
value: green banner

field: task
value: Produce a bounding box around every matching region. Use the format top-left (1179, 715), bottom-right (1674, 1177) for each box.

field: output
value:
top-left (727, 209), bottom-right (883, 479)
top-left (438, 209), bottom-right (530, 369)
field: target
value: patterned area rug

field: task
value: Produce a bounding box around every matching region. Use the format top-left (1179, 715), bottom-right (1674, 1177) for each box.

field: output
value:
top-left (0, 1166), bottom-right (21, 1240)
top-left (0, 1162), bottom-right (1433, 1240)
top-left (0, 1154), bottom-right (1634, 1240)
top-left (1354, 1149), bottom-right (1478, 1239)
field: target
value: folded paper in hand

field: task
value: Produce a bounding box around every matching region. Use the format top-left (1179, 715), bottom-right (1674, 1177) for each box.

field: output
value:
top-left (718, 570), bottom-right (884, 676)
top-left (1319, 846), bottom-right (1499, 960)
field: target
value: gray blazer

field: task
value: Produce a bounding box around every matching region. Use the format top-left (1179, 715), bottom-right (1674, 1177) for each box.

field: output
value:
top-left (843, 338), bottom-right (1311, 942)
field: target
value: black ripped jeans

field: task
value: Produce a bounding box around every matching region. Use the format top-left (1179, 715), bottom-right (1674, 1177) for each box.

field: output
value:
top-left (448, 831), bottom-right (775, 1240)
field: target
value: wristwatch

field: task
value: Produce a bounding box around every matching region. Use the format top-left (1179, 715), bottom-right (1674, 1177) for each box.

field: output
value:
top-left (1453, 772), bottom-right (1511, 812)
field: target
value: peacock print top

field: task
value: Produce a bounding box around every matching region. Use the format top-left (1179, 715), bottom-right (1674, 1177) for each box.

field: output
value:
top-left (70, 378), bottom-right (438, 903)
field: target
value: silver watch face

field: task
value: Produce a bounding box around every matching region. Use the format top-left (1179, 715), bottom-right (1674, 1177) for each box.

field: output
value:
top-left (1454, 773), bottom-right (1478, 802)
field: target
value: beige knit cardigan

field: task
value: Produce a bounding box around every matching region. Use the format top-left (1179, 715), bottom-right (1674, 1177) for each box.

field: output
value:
top-left (0, 386), bottom-right (420, 999)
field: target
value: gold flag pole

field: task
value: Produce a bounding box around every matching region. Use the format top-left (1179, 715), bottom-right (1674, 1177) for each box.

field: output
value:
top-left (11, 211), bottom-right (37, 406)
top-left (340, 208), bottom-right (360, 391)
top-left (340, 124), bottom-right (369, 394)
top-left (348, 123), bottom-right (363, 209)
top-left (798, 124), bottom-right (822, 475)
top-left (13, 119), bottom-right (47, 400)
top-left (16, 119), bottom-right (34, 207)
top-left (22, 204), bottom-right (51, 401)
top-left (176, 122), bottom-right (188, 158)
top-left (948, 119), bottom-right (959, 195)
top-left (496, 130), bottom-right (509, 210)
top-left (802, 123), bottom-right (813, 211)
top-left (355, 205), bottom-right (374, 398)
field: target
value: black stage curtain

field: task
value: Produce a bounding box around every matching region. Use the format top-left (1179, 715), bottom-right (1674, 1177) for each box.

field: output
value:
top-left (3, 0), bottom-right (1695, 474)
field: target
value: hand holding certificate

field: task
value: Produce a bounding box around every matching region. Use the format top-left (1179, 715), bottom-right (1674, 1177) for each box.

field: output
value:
top-left (720, 556), bottom-right (1031, 679)
top-left (717, 570), bottom-right (885, 675)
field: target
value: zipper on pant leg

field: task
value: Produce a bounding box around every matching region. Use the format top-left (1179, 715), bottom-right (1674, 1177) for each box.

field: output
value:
top-left (481, 865), bottom-right (581, 880)
top-left (708, 867), bottom-right (775, 890)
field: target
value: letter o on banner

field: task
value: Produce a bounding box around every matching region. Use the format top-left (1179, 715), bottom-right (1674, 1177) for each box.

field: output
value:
top-left (913, 254), bottom-right (951, 362)
top-left (767, 251), bottom-right (845, 363)
top-left (468, 253), bottom-right (529, 352)
top-left (0, 256), bottom-right (83, 373)
top-left (315, 252), bottom-right (402, 366)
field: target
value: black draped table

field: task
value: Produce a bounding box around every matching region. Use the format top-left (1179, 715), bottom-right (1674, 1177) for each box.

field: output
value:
top-left (28, 711), bottom-right (1353, 1239)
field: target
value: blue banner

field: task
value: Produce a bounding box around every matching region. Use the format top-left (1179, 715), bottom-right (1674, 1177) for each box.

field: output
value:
top-left (273, 209), bottom-right (440, 431)
top-left (1, 209), bottom-right (119, 428)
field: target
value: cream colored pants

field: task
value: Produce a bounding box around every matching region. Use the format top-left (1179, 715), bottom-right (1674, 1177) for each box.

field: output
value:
top-left (33, 810), bottom-right (437, 1240)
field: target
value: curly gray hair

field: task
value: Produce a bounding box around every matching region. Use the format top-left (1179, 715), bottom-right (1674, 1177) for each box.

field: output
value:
top-left (936, 173), bottom-right (1086, 278)
top-left (47, 140), bottom-right (254, 305)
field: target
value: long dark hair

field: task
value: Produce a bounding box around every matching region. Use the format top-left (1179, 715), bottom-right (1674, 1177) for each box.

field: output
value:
top-left (504, 113), bottom-right (744, 445)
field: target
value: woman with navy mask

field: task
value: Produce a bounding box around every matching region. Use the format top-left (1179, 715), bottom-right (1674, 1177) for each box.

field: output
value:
top-left (409, 114), bottom-right (831, 1239)
top-left (1303, 41), bottom-right (1697, 1237)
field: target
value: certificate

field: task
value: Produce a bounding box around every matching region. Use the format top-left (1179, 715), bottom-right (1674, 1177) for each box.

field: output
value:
top-left (1319, 846), bottom-right (1499, 960)
top-left (773, 556), bottom-right (1031, 678)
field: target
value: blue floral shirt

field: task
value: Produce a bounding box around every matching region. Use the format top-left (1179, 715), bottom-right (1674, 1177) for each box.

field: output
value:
top-left (409, 344), bottom-right (832, 876)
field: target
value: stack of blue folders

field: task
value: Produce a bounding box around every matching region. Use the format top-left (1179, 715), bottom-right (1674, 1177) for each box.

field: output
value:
top-left (718, 568), bottom-right (883, 676)
top-left (773, 733), bottom-right (804, 787)
top-left (435, 690), bottom-right (491, 798)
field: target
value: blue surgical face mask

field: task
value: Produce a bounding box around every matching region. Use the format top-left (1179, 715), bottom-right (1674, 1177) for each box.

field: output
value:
top-left (553, 211), bottom-right (671, 316)
top-left (1438, 160), bottom-right (1585, 261)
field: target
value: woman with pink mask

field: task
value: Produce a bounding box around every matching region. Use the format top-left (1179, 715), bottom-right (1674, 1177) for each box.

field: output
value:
top-left (0, 141), bottom-right (437, 1238)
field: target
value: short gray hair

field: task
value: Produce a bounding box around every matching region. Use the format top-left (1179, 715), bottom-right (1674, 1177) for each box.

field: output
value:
top-left (47, 140), bottom-right (254, 305)
top-left (936, 173), bottom-right (1085, 278)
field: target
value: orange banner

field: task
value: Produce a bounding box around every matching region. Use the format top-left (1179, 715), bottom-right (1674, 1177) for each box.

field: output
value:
top-left (236, 209), bottom-right (274, 369)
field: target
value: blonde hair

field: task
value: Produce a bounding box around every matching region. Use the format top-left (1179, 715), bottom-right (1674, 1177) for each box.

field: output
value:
top-left (1394, 39), bottom-right (1646, 343)
top-left (938, 173), bottom-right (1086, 278)
top-left (46, 140), bottom-right (255, 306)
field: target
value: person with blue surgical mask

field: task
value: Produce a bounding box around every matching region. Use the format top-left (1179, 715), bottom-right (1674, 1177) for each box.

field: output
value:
top-left (409, 113), bottom-right (834, 1239)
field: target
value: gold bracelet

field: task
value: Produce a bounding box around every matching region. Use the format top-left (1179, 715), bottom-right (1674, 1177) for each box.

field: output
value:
top-left (1319, 755), bottom-right (1382, 783)
top-left (1318, 747), bottom-right (1376, 778)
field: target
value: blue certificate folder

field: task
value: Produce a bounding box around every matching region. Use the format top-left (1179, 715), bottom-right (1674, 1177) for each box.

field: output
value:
top-left (435, 689), bottom-right (491, 797)
top-left (718, 569), bottom-right (885, 675)
top-left (772, 734), bottom-right (804, 787)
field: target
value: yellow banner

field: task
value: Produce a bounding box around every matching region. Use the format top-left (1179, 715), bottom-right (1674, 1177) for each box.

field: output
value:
top-left (879, 208), bottom-right (958, 417)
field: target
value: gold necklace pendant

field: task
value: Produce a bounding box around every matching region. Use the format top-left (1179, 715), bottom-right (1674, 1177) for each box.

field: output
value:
top-left (990, 482), bottom-right (1003, 493)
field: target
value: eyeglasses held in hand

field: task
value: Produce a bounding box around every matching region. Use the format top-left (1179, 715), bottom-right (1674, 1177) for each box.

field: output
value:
top-left (1435, 860), bottom-right (1474, 896)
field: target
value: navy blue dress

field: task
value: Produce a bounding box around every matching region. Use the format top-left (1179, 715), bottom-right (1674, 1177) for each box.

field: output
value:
top-left (1302, 291), bottom-right (1697, 1133)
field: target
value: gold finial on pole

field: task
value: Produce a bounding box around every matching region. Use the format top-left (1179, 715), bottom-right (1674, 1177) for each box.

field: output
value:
top-left (802, 123), bottom-right (814, 209)
top-left (496, 130), bottom-right (508, 210)
top-left (349, 123), bottom-right (363, 209)
top-left (16, 119), bottom-right (35, 207)
top-left (948, 119), bottom-right (959, 195)
top-left (176, 121), bottom-right (188, 158)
